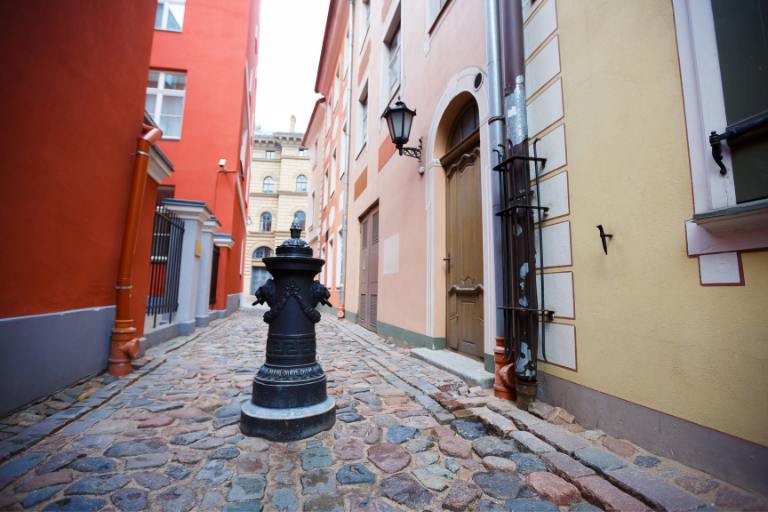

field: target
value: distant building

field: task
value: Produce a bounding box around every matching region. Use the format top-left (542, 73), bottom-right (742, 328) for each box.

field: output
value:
top-left (245, 126), bottom-right (311, 296)
top-left (146, 0), bottom-right (261, 334)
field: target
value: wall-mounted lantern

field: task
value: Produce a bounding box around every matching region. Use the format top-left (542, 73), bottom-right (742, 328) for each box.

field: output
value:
top-left (382, 99), bottom-right (422, 160)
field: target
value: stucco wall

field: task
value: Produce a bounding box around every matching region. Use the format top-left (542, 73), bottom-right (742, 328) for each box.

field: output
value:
top-left (546, 0), bottom-right (768, 447)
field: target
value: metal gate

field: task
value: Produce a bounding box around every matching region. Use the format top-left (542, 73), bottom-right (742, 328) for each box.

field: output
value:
top-left (209, 245), bottom-right (220, 305)
top-left (147, 205), bottom-right (184, 329)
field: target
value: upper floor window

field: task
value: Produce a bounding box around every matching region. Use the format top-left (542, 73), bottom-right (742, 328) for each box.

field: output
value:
top-left (260, 212), bottom-right (272, 232)
top-left (298, 148), bottom-right (308, 157)
top-left (296, 175), bottom-right (308, 192)
top-left (385, 23), bottom-right (401, 99)
top-left (293, 211), bottom-right (306, 230)
top-left (146, 70), bottom-right (186, 139)
top-left (263, 176), bottom-right (275, 194)
top-left (359, 0), bottom-right (371, 42)
top-left (155, 0), bottom-right (185, 32)
top-left (253, 246), bottom-right (272, 260)
top-left (265, 150), bottom-right (276, 159)
top-left (358, 83), bottom-right (369, 151)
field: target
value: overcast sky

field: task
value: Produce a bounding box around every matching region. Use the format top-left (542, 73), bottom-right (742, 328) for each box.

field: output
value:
top-left (254, 0), bottom-right (329, 135)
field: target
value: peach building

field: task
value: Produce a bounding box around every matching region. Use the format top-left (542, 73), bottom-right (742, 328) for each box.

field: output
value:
top-left (308, 0), bottom-right (768, 495)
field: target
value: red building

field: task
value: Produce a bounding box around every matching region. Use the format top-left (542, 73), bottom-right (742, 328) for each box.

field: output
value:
top-left (0, 2), bottom-right (167, 415)
top-left (0, 0), bottom-right (260, 416)
top-left (147, 0), bottom-right (261, 322)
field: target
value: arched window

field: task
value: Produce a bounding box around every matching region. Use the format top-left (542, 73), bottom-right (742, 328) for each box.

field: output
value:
top-left (296, 174), bottom-right (308, 192)
top-left (293, 211), bottom-right (306, 230)
top-left (448, 102), bottom-right (479, 151)
top-left (263, 176), bottom-right (275, 194)
top-left (260, 211), bottom-right (272, 232)
top-left (252, 246), bottom-right (272, 260)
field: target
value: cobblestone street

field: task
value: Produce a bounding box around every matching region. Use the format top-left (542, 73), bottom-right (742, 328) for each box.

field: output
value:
top-left (0, 308), bottom-right (764, 511)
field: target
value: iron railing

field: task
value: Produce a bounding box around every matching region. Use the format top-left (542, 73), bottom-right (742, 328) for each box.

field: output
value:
top-left (209, 245), bottom-right (220, 305)
top-left (146, 205), bottom-right (184, 328)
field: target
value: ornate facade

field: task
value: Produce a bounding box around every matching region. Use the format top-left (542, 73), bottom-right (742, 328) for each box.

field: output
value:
top-left (244, 129), bottom-right (311, 296)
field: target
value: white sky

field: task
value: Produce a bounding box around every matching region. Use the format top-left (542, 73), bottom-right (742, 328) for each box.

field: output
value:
top-left (254, 0), bottom-right (330, 135)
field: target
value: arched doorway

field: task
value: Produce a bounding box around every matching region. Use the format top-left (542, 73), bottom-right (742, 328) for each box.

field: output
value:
top-left (438, 94), bottom-right (484, 359)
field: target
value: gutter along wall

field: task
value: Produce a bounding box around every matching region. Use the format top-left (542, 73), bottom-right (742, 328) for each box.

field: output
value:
top-left (0, 2), bottom-right (158, 414)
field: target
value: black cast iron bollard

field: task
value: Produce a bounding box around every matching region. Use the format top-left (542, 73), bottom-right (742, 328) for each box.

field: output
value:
top-left (240, 224), bottom-right (336, 441)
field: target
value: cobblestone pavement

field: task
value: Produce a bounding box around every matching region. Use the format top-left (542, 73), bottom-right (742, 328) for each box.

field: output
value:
top-left (0, 307), bottom-right (765, 511)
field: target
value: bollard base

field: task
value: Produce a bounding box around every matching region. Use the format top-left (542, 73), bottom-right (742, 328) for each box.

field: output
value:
top-left (240, 397), bottom-right (336, 441)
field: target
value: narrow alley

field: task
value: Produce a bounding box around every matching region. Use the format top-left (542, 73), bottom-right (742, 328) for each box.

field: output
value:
top-left (0, 310), bottom-right (763, 511)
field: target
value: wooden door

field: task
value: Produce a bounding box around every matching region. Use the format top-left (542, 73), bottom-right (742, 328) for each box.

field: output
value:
top-left (445, 145), bottom-right (484, 359)
top-left (358, 206), bottom-right (379, 331)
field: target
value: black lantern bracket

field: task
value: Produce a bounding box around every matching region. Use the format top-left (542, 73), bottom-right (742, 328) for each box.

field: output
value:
top-left (399, 137), bottom-right (422, 161)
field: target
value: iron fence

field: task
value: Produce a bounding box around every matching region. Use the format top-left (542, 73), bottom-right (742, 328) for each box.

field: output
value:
top-left (209, 245), bottom-right (220, 305)
top-left (146, 205), bottom-right (184, 328)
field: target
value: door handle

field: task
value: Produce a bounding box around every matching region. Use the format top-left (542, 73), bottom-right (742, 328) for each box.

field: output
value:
top-left (448, 284), bottom-right (484, 295)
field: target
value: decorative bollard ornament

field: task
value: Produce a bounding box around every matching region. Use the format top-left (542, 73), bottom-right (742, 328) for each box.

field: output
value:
top-left (240, 223), bottom-right (336, 441)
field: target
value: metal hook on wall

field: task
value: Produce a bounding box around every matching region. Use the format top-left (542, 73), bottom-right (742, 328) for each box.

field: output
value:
top-left (596, 225), bottom-right (613, 255)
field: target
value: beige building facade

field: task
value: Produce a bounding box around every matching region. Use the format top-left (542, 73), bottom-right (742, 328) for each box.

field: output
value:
top-left (308, 0), bottom-right (768, 494)
top-left (243, 129), bottom-right (310, 297)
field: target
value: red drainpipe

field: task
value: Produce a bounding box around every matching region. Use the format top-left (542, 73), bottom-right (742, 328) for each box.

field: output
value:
top-left (109, 124), bottom-right (162, 376)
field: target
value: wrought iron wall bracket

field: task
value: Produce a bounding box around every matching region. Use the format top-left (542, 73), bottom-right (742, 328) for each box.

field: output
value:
top-left (709, 109), bottom-right (768, 176)
top-left (398, 137), bottom-right (422, 160)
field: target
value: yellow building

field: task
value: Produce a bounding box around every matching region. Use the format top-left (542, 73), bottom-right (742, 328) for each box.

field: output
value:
top-left (243, 127), bottom-right (310, 296)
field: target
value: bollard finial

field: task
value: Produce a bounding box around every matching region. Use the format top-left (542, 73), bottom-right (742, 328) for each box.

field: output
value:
top-left (290, 222), bottom-right (301, 239)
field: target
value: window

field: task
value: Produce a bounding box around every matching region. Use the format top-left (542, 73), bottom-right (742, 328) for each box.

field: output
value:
top-left (253, 246), bottom-right (272, 260)
top-left (260, 212), bottom-right (272, 232)
top-left (323, 172), bottom-right (329, 206)
top-left (263, 176), bottom-right (275, 193)
top-left (331, 150), bottom-right (337, 194)
top-left (341, 124), bottom-right (348, 177)
top-left (448, 102), bottom-right (480, 150)
top-left (265, 150), bottom-right (276, 159)
top-left (293, 211), bottom-right (306, 230)
top-left (146, 70), bottom-right (186, 139)
top-left (298, 148), bottom-right (308, 157)
top-left (359, 0), bottom-right (371, 43)
top-left (336, 227), bottom-right (343, 288)
top-left (358, 83), bottom-right (369, 151)
top-left (385, 23), bottom-right (402, 99)
top-left (327, 240), bottom-right (334, 287)
top-left (296, 174), bottom-right (308, 192)
top-left (155, 0), bottom-right (185, 32)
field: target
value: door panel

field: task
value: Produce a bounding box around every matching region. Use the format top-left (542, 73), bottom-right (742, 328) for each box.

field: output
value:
top-left (358, 207), bottom-right (379, 332)
top-left (446, 147), bottom-right (484, 359)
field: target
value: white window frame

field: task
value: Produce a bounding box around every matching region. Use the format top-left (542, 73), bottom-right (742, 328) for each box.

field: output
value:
top-left (155, 0), bottom-right (186, 32)
top-left (326, 239), bottom-right (334, 287)
top-left (340, 123), bottom-right (348, 177)
top-left (357, 82), bottom-right (369, 153)
top-left (331, 150), bottom-right (337, 194)
top-left (674, 0), bottom-right (768, 256)
top-left (359, 0), bottom-right (371, 48)
top-left (265, 150), bottom-right (276, 160)
top-left (296, 174), bottom-right (308, 192)
top-left (335, 226), bottom-right (344, 288)
top-left (146, 70), bottom-right (187, 140)
top-left (263, 176), bottom-right (275, 194)
top-left (380, 5), bottom-right (402, 114)
top-left (323, 171), bottom-right (329, 207)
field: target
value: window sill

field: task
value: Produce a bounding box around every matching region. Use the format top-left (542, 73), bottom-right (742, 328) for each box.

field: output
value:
top-left (686, 199), bottom-right (768, 255)
top-left (154, 28), bottom-right (183, 33)
top-left (161, 136), bottom-right (181, 141)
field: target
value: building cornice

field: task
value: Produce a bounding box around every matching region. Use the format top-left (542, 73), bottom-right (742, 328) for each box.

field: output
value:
top-left (202, 215), bottom-right (221, 234)
top-left (147, 146), bottom-right (173, 183)
top-left (163, 199), bottom-right (211, 223)
top-left (214, 233), bottom-right (235, 248)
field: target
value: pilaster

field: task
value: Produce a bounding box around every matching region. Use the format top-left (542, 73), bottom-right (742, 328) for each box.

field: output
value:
top-left (163, 199), bottom-right (212, 335)
top-left (196, 216), bottom-right (221, 327)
